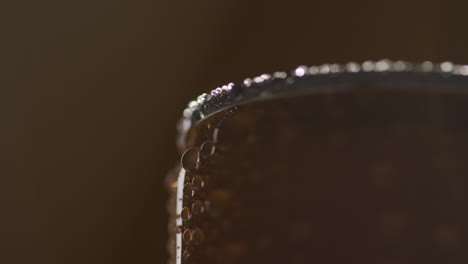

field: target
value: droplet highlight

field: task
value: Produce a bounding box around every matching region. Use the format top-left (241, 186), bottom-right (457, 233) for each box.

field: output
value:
top-left (181, 147), bottom-right (200, 172)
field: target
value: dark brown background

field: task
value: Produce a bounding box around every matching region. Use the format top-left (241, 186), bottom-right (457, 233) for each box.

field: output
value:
top-left (1, 0), bottom-right (468, 263)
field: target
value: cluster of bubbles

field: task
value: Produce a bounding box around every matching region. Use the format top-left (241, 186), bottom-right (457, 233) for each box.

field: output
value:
top-left (177, 139), bottom-right (218, 263)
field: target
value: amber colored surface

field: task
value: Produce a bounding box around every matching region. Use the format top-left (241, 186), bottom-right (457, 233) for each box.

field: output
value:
top-left (175, 88), bottom-right (468, 264)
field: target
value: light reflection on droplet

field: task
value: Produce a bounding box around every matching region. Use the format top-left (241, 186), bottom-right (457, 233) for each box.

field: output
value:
top-left (191, 228), bottom-right (205, 245)
top-left (441, 61), bottom-right (454, 72)
top-left (181, 147), bottom-right (200, 173)
top-left (200, 140), bottom-right (216, 160)
top-left (346, 62), bottom-right (360, 72)
top-left (294, 66), bottom-right (307, 77)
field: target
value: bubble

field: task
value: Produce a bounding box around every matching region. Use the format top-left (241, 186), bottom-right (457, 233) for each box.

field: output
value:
top-left (346, 62), bottom-right (360, 72)
top-left (183, 229), bottom-right (192, 243)
top-left (441, 61), bottom-right (454, 72)
top-left (191, 228), bottom-right (205, 245)
top-left (192, 200), bottom-right (204, 215)
top-left (200, 140), bottom-right (216, 160)
top-left (183, 183), bottom-right (193, 197)
top-left (181, 147), bottom-right (200, 172)
top-left (293, 66), bottom-right (307, 77)
top-left (183, 249), bottom-right (191, 261)
top-left (192, 175), bottom-right (204, 190)
top-left (181, 207), bottom-right (191, 222)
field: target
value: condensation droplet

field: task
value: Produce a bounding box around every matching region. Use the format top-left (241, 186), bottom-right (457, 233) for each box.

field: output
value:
top-left (421, 61), bottom-right (433, 72)
top-left (183, 249), bottom-right (191, 261)
top-left (294, 66), bottom-right (307, 77)
top-left (346, 62), bottom-right (360, 72)
top-left (192, 175), bottom-right (204, 190)
top-left (183, 183), bottom-right (193, 197)
top-left (191, 228), bottom-right (205, 245)
top-left (362, 61), bottom-right (375, 72)
top-left (181, 207), bottom-right (191, 222)
top-left (183, 229), bottom-right (192, 243)
top-left (200, 140), bottom-right (216, 160)
top-left (192, 200), bottom-right (204, 215)
top-left (181, 147), bottom-right (200, 172)
top-left (441, 61), bottom-right (454, 72)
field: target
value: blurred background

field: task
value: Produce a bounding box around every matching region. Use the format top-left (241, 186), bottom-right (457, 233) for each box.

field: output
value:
top-left (1, 0), bottom-right (468, 263)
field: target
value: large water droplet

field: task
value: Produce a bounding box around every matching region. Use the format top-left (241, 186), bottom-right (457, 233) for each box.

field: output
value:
top-left (192, 175), bottom-right (204, 190)
top-left (181, 147), bottom-right (200, 172)
top-left (183, 229), bottom-right (192, 243)
top-left (183, 183), bottom-right (193, 197)
top-left (200, 140), bottom-right (216, 160)
top-left (192, 200), bottom-right (204, 215)
top-left (181, 206), bottom-right (191, 222)
top-left (183, 249), bottom-right (191, 261)
top-left (191, 228), bottom-right (205, 245)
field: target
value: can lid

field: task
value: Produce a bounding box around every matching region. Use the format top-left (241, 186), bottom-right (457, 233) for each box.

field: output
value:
top-left (177, 59), bottom-right (468, 150)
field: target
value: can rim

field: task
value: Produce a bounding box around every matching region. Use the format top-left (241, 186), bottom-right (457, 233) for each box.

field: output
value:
top-left (177, 59), bottom-right (468, 150)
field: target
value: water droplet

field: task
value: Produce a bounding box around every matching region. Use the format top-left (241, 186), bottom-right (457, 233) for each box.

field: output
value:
top-left (293, 66), bottom-right (307, 77)
top-left (181, 207), bottom-right (191, 222)
top-left (183, 183), bottom-right (193, 197)
top-left (441, 61), bottom-right (454, 72)
top-left (192, 175), bottom-right (204, 190)
top-left (200, 140), bottom-right (216, 160)
top-left (191, 228), bottom-right (205, 245)
top-left (421, 61), bottom-right (433, 71)
top-left (192, 200), bottom-right (204, 215)
top-left (319, 64), bottom-right (330, 74)
top-left (273, 71), bottom-right (287, 79)
top-left (375, 59), bottom-right (391, 71)
top-left (183, 249), bottom-right (191, 260)
top-left (309, 66), bottom-right (320, 74)
top-left (183, 229), bottom-right (192, 243)
top-left (362, 61), bottom-right (375, 71)
top-left (181, 147), bottom-right (200, 173)
top-left (345, 62), bottom-right (360, 72)
top-left (329, 64), bottom-right (341, 73)
top-left (393, 61), bottom-right (407, 71)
